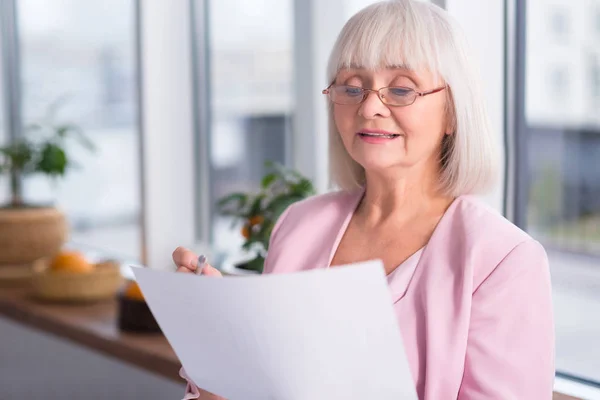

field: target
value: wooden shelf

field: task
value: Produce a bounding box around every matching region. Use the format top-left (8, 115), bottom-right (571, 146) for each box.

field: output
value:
top-left (0, 286), bottom-right (582, 399)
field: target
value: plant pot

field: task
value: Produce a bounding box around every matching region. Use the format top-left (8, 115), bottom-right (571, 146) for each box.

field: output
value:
top-left (0, 206), bottom-right (68, 266)
top-left (118, 294), bottom-right (162, 334)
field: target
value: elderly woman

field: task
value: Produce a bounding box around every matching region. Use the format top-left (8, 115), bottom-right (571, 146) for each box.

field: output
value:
top-left (174, 0), bottom-right (555, 398)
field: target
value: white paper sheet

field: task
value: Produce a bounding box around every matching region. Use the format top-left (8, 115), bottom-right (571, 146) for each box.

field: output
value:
top-left (131, 260), bottom-right (418, 400)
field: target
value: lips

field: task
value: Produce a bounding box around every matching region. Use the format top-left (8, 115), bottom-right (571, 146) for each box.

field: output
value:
top-left (357, 129), bottom-right (402, 139)
top-left (358, 132), bottom-right (401, 139)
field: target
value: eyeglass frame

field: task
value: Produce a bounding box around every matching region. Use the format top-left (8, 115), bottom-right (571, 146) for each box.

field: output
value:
top-left (322, 83), bottom-right (447, 107)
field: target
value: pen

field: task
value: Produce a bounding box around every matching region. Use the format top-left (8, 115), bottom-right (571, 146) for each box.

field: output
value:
top-left (195, 255), bottom-right (207, 275)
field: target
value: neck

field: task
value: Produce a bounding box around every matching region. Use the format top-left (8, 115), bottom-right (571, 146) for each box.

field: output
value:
top-left (357, 162), bottom-right (453, 225)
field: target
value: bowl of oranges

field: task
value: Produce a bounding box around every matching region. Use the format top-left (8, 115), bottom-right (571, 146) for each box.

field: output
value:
top-left (31, 250), bottom-right (123, 303)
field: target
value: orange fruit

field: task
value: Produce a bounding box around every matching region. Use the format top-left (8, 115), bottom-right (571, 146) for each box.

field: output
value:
top-left (249, 215), bottom-right (264, 226)
top-left (49, 250), bottom-right (94, 273)
top-left (241, 224), bottom-right (250, 238)
top-left (124, 281), bottom-right (145, 301)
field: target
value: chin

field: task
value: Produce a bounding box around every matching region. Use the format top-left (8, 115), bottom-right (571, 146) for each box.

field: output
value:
top-left (353, 154), bottom-right (403, 174)
top-left (348, 144), bottom-right (401, 168)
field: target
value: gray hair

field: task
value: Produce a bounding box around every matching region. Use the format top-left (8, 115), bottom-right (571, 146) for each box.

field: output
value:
top-left (327, 0), bottom-right (499, 196)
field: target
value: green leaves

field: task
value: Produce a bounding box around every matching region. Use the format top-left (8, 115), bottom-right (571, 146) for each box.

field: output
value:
top-left (290, 178), bottom-right (314, 196)
top-left (215, 161), bottom-right (316, 272)
top-left (216, 161), bottom-right (315, 258)
top-left (36, 143), bottom-right (68, 176)
top-left (0, 103), bottom-right (94, 184)
top-left (0, 139), bottom-right (35, 171)
top-left (261, 172), bottom-right (278, 189)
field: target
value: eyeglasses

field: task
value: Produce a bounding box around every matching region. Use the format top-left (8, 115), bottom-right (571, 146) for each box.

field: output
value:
top-left (322, 84), bottom-right (447, 107)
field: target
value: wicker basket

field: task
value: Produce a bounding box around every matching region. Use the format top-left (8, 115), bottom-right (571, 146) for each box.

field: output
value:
top-left (31, 260), bottom-right (124, 303)
top-left (0, 207), bottom-right (67, 265)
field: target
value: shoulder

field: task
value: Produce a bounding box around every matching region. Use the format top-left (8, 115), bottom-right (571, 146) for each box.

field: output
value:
top-left (450, 194), bottom-right (532, 245)
top-left (273, 191), bottom-right (362, 244)
top-left (263, 189), bottom-right (362, 274)
top-left (444, 195), bottom-right (548, 287)
top-left (272, 189), bottom-right (361, 240)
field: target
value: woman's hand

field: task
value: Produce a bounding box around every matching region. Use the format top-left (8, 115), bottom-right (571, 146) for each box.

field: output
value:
top-left (172, 247), bottom-right (222, 277)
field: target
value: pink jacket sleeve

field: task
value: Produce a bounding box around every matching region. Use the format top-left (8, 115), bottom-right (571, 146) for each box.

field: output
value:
top-left (179, 204), bottom-right (294, 399)
top-left (458, 239), bottom-right (555, 399)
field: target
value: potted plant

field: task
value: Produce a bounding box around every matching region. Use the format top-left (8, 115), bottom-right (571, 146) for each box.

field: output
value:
top-left (0, 102), bottom-right (94, 271)
top-left (217, 161), bottom-right (315, 273)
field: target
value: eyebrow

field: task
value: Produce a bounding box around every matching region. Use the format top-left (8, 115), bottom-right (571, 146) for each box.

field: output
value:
top-left (336, 68), bottom-right (422, 87)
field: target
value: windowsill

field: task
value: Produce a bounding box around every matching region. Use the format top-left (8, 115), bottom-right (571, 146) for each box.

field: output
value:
top-left (554, 376), bottom-right (600, 400)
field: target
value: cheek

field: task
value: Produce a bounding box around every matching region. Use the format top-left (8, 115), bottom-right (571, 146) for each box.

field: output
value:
top-left (393, 103), bottom-right (446, 139)
top-left (333, 106), bottom-right (357, 138)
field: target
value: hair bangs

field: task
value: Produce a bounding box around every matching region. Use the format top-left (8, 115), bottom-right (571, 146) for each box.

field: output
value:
top-left (327, 1), bottom-right (444, 84)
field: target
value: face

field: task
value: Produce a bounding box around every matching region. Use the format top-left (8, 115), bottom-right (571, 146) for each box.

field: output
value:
top-left (332, 68), bottom-right (451, 178)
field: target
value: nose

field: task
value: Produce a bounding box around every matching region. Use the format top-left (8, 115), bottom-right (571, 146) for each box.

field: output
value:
top-left (358, 90), bottom-right (391, 119)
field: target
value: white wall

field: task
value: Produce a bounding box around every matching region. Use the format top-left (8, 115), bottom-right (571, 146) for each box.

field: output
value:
top-left (139, 0), bottom-right (198, 269)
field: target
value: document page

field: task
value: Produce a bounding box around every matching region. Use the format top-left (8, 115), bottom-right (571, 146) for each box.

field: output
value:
top-left (132, 260), bottom-right (418, 400)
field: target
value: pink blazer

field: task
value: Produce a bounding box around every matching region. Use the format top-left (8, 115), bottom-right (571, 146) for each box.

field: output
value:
top-left (182, 189), bottom-right (555, 399)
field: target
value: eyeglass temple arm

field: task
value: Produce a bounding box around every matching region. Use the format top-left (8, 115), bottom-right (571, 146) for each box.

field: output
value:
top-left (417, 86), bottom-right (447, 96)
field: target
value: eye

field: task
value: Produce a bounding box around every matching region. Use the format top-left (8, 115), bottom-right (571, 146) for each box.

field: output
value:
top-left (342, 86), bottom-right (364, 97)
top-left (388, 87), bottom-right (413, 97)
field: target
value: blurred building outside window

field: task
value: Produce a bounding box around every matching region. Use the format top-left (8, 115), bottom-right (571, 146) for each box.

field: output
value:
top-left (522, 0), bottom-right (600, 385)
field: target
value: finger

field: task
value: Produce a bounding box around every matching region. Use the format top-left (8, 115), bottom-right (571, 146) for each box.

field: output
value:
top-left (172, 247), bottom-right (198, 270)
top-left (201, 264), bottom-right (222, 277)
top-left (176, 266), bottom-right (194, 273)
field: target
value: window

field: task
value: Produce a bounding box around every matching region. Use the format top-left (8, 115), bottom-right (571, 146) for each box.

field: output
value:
top-left (549, 66), bottom-right (570, 105)
top-left (549, 7), bottom-right (570, 41)
top-left (194, 0), bottom-right (294, 260)
top-left (16, 0), bottom-right (142, 261)
top-left (0, 26), bottom-right (5, 144)
top-left (517, 0), bottom-right (600, 384)
top-left (0, 5), bottom-right (11, 202)
top-left (591, 55), bottom-right (600, 109)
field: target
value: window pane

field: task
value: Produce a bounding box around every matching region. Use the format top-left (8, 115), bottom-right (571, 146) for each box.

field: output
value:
top-left (522, 0), bottom-right (600, 383)
top-left (0, 20), bottom-right (7, 201)
top-left (0, 29), bottom-right (5, 140)
top-left (18, 0), bottom-right (141, 261)
top-left (204, 0), bottom-right (293, 257)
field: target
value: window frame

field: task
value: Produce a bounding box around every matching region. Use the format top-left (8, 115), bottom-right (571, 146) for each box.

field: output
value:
top-left (0, 0), bottom-right (22, 144)
top-left (508, 0), bottom-right (600, 391)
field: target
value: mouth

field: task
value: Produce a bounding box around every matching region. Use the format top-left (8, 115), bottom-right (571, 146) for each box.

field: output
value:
top-left (357, 131), bottom-right (402, 139)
